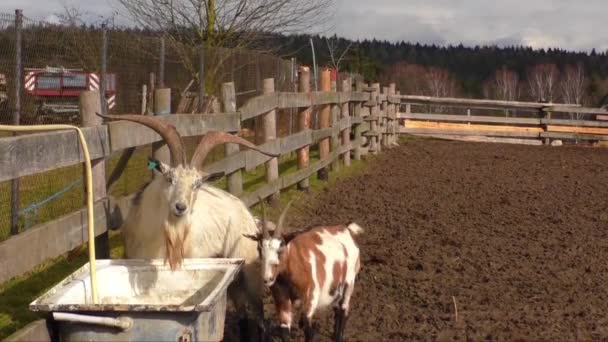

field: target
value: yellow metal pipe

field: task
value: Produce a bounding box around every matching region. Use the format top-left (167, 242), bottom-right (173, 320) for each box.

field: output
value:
top-left (0, 124), bottom-right (99, 304)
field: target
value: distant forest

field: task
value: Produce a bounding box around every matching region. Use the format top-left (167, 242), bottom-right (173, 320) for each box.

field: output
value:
top-left (272, 34), bottom-right (608, 106)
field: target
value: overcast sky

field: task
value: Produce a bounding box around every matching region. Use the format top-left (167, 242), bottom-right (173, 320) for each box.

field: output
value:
top-left (0, 0), bottom-right (605, 52)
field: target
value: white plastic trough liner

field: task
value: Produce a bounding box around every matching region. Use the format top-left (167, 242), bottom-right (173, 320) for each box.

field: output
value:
top-left (30, 258), bottom-right (244, 342)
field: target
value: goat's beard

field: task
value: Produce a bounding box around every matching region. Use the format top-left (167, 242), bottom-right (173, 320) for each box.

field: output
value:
top-left (163, 219), bottom-right (191, 271)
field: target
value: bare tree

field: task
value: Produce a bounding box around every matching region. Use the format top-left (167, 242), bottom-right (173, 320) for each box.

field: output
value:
top-left (561, 63), bottom-right (587, 120)
top-left (527, 63), bottom-right (559, 102)
top-left (381, 62), bottom-right (426, 95)
top-left (115, 0), bottom-right (334, 93)
top-left (561, 63), bottom-right (586, 105)
top-left (325, 35), bottom-right (352, 80)
top-left (424, 67), bottom-right (456, 113)
top-left (483, 66), bottom-right (520, 102)
top-left (425, 67), bottom-right (455, 98)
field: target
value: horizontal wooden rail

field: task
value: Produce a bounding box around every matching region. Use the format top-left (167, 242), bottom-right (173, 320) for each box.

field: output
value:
top-left (412, 134), bottom-right (544, 146)
top-left (400, 113), bottom-right (541, 125)
top-left (541, 131), bottom-right (608, 141)
top-left (0, 113), bottom-right (240, 182)
top-left (542, 118), bottom-right (608, 128)
top-left (0, 126), bottom-right (109, 183)
top-left (240, 91), bottom-right (369, 120)
top-left (542, 106), bottom-right (608, 115)
top-left (398, 95), bottom-right (581, 111)
top-left (241, 141), bottom-right (357, 207)
top-left (204, 116), bottom-right (365, 175)
top-left (0, 199), bottom-right (109, 283)
top-left (107, 113), bottom-right (240, 151)
top-left (400, 127), bottom-right (541, 138)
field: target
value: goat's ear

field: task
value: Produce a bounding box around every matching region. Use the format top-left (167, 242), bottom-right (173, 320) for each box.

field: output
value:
top-left (148, 157), bottom-right (169, 175)
top-left (204, 171), bottom-right (225, 183)
top-left (242, 233), bottom-right (260, 241)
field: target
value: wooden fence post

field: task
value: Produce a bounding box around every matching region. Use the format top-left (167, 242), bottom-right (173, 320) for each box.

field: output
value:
top-left (330, 80), bottom-right (340, 172)
top-left (80, 91), bottom-right (109, 259)
top-left (370, 83), bottom-right (381, 154)
top-left (222, 82), bottom-right (243, 196)
top-left (353, 81), bottom-right (364, 160)
top-left (388, 83), bottom-right (396, 145)
top-left (381, 86), bottom-right (389, 147)
top-left (152, 88), bottom-right (171, 177)
top-left (318, 69), bottom-right (331, 181)
top-left (297, 66), bottom-right (312, 191)
top-left (263, 78), bottom-right (279, 204)
top-left (342, 78), bottom-right (352, 167)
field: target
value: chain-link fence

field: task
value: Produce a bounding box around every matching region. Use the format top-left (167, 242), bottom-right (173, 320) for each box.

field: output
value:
top-left (0, 9), bottom-right (301, 241)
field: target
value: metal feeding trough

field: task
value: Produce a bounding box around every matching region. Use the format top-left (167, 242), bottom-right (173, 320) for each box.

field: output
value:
top-left (30, 258), bottom-right (243, 341)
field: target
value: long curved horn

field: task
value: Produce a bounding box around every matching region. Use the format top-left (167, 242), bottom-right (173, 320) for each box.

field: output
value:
top-left (258, 196), bottom-right (270, 239)
top-left (274, 199), bottom-right (293, 238)
top-left (190, 131), bottom-right (280, 170)
top-left (97, 113), bottom-right (186, 166)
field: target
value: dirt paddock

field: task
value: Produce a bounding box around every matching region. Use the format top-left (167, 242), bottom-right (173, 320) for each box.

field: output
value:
top-left (225, 137), bottom-right (608, 341)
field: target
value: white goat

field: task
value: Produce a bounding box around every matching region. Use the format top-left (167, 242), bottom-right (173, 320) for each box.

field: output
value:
top-left (98, 113), bottom-right (278, 341)
top-left (245, 201), bottom-right (363, 342)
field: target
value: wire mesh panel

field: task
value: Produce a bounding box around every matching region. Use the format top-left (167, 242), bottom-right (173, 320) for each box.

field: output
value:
top-left (0, 12), bottom-right (14, 125)
top-left (0, 9), bottom-right (300, 241)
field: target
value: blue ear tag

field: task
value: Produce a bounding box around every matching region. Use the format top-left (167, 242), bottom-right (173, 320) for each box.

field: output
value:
top-left (148, 160), bottom-right (159, 170)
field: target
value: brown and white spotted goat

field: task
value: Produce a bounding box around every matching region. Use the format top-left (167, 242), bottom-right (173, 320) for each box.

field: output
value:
top-left (245, 201), bottom-right (363, 342)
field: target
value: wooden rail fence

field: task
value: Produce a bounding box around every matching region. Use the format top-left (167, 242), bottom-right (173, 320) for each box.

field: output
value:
top-left (396, 95), bottom-right (608, 145)
top-left (0, 69), bottom-right (402, 287)
top-left (7, 72), bottom-right (608, 341)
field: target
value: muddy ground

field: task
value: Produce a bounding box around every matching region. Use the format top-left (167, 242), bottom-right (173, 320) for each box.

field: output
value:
top-left (225, 137), bottom-right (608, 341)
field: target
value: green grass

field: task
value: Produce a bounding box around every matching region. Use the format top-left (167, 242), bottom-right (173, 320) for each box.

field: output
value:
top-left (0, 232), bottom-right (125, 339)
top-left (0, 149), bottom-right (372, 339)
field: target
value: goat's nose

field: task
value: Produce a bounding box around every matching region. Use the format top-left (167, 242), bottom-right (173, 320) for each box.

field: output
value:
top-left (175, 202), bottom-right (187, 213)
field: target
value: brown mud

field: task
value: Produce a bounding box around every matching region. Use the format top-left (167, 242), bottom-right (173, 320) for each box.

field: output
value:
top-left (226, 138), bottom-right (608, 341)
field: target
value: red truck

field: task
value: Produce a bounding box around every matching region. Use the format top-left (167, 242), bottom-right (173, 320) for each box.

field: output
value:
top-left (23, 66), bottom-right (117, 123)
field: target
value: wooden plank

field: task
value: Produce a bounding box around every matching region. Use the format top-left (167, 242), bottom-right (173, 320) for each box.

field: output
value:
top-left (245, 140), bottom-right (280, 171)
top-left (405, 120), bottom-right (543, 133)
top-left (413, 134), bottom-right (543, 146)
top-left (542, 118), bottom-right (608, 128)
top-left (399, 95), bottom-right (581, 110)
top-left (204, 131), bottom-right (314, 175)
top-left (281, 130), bottom-right (313, 154)
top-left (4, 320), bottom-right (51, 342)
top-left (243, 151), bottom-right (339, 207)
top-left (596, 114), bottom-right (608, 121)
top-left (203, 151), bottom-right (246, 175)
top-left (240, 93), bottom-right (279, 120)
top-left (107, 113), bottom-right (240, 152)
top-left (388, 95), bottom-right (401, 104)
top-left (0, 199), bottom-right (109, 284)
top-left (541, 131), bottom-right (608, 141)
top-left (542, 106), bottom-right (608, 115)
top-left (546, 125), bottom-right (608, 135)
top-left (312, 91), bottom-right (342, 106)
top-left (312, 127), bottom-right (334, 142)
top-left (402, 113), bottom-right (541, 125)
top-left (400, 127), bottom-right (540, 138)
top-left (278, 92), bottom-right (312, 108)
top-left (222, 82), bottom-right (243, 196)
top-left (0, 126), bottom-right (109, 183)
top-left (338, 116), bottom-right (352, 131)
top-left (350, 92), bottom-right (370, 102)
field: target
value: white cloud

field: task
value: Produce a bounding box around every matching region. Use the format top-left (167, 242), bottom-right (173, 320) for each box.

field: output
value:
top-left (0, 0), bottom-right (606, 52)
